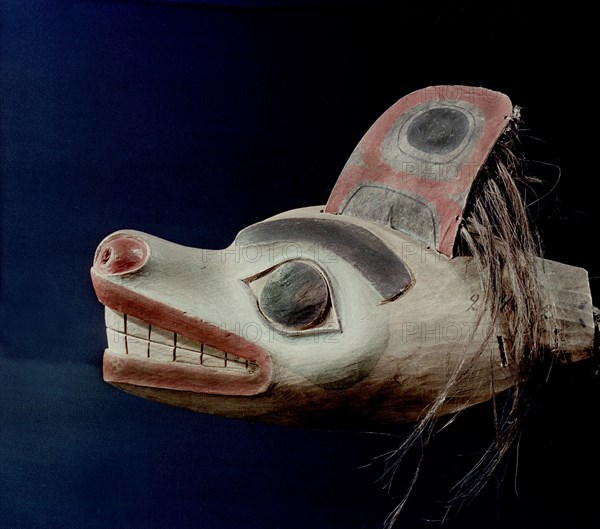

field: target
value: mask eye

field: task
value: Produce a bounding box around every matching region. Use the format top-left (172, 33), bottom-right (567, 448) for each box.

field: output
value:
top-left (245, 261), bottom-right (339, 333)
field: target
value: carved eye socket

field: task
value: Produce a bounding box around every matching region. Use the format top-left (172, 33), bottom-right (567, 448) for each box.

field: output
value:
top-left (258, 261), bottom-right (331, 330)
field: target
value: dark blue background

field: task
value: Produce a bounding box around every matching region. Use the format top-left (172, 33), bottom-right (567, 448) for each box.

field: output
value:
top-left (1, 1), bottom-right (598, 528)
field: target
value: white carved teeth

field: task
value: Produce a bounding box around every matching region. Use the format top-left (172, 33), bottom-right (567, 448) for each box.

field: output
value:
top-left (104, 307), bottom-right (257, 373)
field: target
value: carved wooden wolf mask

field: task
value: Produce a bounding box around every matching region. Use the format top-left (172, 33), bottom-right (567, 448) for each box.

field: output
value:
top-left (91, 86), bottom-right (595, 427)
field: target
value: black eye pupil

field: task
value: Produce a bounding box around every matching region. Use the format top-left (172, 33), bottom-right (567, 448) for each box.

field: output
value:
top-left (259, 261), bottom-right (330, 330)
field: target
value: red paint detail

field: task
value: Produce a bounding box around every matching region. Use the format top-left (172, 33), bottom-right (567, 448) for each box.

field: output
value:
top-left (91, 269), bottom-right (272, 395)
top-left (93, 234), bottom-right (150, 276)
top-left (103, 350), bottom-right (269, 396)
top-left (324, 85), bottom-right (513, 257)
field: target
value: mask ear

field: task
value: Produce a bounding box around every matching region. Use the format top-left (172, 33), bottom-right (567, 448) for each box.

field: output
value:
top-left (325, 85), bottom-right (513, 257)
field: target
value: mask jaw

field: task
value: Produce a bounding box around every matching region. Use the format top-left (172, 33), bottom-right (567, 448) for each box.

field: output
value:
top-left (91, 231), bottom-right (272, 398)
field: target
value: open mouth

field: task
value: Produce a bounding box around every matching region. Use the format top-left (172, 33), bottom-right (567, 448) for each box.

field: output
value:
top-left (100, 302), bottom-right (271, 397)
top-left (91, 245), bottom-right (271, 397)
top-left (105, 307), bottom-right (259, 374)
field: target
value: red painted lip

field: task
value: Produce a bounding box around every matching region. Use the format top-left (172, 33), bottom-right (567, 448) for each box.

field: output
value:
top-left (91, 269), bottom-right (272, 396)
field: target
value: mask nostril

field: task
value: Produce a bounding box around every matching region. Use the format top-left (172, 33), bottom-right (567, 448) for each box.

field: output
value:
top-left (94, 234), bottom-right (149, 276)
top-left (100, 248), bottom-right (112, 265)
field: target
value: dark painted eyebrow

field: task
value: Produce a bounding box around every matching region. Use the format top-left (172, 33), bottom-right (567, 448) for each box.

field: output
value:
top-left (235, 217), bottom-right (412, 301)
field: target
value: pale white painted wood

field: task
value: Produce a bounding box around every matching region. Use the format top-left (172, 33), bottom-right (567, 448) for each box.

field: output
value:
top-left (96, 206), bottom-right (595, 426)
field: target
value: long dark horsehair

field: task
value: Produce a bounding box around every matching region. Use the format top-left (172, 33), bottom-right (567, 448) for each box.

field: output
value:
top-left (382, 108), bottom-right (551, 527)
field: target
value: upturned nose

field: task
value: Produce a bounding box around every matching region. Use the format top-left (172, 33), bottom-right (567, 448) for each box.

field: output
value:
top-left (93, 233), bottom-right (150, 276)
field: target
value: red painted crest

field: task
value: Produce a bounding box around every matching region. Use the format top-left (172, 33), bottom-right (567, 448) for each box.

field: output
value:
top-left (325, 86), bottom-right (513, 257)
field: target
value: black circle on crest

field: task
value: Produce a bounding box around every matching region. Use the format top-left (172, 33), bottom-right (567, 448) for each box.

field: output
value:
top-left (406, 107), bottom-right (469, 155)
